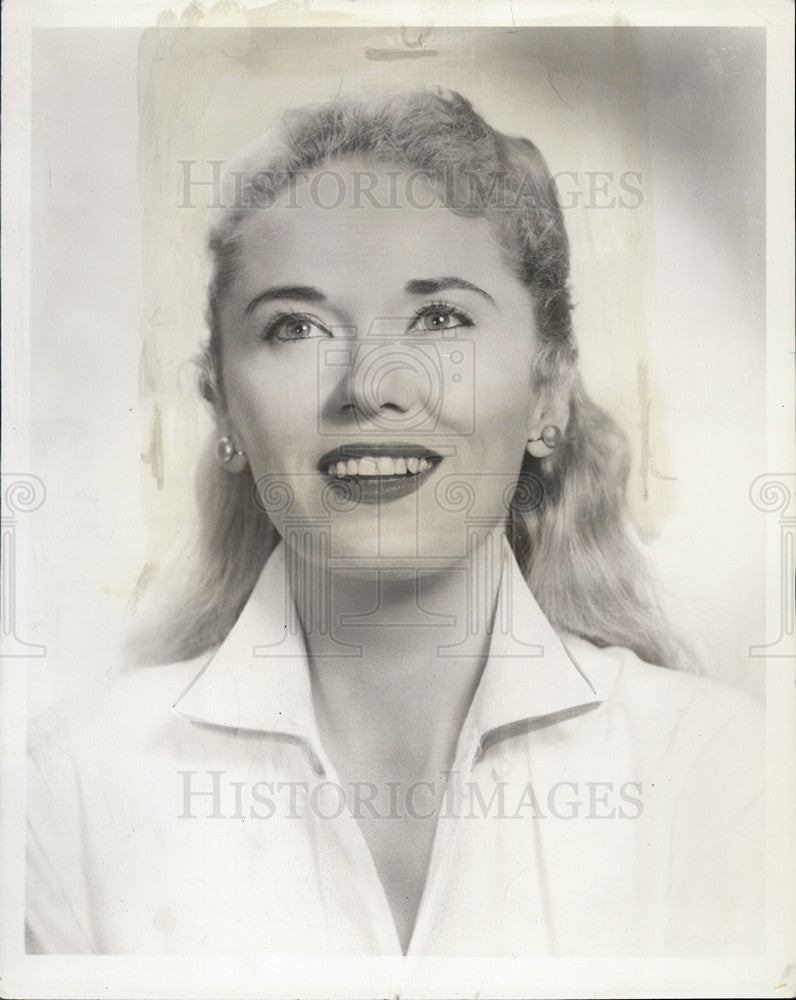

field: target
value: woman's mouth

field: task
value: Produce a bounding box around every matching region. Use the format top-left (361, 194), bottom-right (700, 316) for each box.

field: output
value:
top-left (316, 443), bottom-right (443, 504)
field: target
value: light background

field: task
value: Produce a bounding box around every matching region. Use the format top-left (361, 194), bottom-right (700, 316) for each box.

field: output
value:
top-left (5, 3), bottom-right (793, 998)
top-left (27, 22), bottom-right (766, 709)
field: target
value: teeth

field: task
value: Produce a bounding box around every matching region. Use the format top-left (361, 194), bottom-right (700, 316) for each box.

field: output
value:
top-left (324, 455), bottom-right (435, 476)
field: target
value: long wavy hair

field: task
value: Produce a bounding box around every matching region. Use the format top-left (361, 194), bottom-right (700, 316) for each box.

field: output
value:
top-left (134, 88), bottom-right (685, 670)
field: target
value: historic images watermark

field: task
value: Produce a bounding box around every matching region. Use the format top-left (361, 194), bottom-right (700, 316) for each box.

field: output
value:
top-left (178, 161), bottom-right (645, 213)
top-left (749, 473), bottom-right (796, 658)
top-left (247, 467), bottom-right (549, 655)
top-left (178, 770), bottom-right (644, 822)
top-left (0, 473), bottom-right (47, 658)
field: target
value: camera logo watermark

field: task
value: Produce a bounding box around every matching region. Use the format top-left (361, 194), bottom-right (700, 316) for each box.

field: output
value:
top-left (315, 322), bottom-right (476, 437)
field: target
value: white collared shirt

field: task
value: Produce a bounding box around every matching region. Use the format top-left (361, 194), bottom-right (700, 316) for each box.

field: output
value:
top-left (27, 542), bottom-right (764, 955)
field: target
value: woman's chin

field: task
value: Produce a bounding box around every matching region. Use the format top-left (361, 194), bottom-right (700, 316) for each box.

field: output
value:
top-left (281, 526), bottom-right (475, 578)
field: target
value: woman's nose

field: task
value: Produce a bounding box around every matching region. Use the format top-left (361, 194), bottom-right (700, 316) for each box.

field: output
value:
top-left (320, 332), bottom-right (440, 432)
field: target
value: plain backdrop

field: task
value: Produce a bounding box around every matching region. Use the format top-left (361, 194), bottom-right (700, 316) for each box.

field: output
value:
top-left (27, 23), bottom-right (766, 707)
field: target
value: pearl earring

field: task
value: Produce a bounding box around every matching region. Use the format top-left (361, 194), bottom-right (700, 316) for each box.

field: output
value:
top-left (216, 435), bottom-right (247, 474)
top-left (526, 425), bottom-right (562, 457)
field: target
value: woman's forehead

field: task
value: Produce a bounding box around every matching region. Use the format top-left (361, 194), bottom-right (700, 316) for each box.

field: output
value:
top-left (232, 162), bottom-right (515, 293)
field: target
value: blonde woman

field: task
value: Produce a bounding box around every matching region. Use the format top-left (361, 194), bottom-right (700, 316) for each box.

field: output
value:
top-left (27, 89), bottom-right (763, 956)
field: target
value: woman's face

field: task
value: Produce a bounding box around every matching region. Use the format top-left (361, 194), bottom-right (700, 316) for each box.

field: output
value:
top-left (218, 162), bottom-right (547, 574)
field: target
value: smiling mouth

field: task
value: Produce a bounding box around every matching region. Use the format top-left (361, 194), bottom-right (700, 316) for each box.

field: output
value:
top-left (316, 443), bottom-right (443, 504)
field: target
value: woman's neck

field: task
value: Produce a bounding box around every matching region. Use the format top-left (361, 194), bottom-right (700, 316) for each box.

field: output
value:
top-left (290, 529), bottom-right (507, 767)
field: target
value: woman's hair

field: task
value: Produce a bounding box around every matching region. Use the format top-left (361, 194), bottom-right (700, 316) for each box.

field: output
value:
top-left (135, 88), bottom-right (685, 670)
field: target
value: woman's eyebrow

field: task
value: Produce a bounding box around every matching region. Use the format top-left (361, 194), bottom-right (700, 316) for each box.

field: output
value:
top-left (244, 285), bottom-right (326, 316)
top-left (404, 277), bottom-right (496, 305)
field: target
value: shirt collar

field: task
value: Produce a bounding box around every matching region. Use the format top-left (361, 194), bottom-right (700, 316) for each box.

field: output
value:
top-left (467, 535), bottom-right (601, 764)
top-left (172, 539), bottom-right (601, 773)
top-left (172, 543), bottom-right (326, 773)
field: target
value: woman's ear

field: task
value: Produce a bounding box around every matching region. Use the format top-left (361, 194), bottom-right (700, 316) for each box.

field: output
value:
top-left (197, 341), bottom-right (222, 407)
top-left (525, 390), bottom-right (570, 458)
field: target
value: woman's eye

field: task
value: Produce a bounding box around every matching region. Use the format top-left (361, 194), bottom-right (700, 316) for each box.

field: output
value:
top-left (409, 304), bottom-right (473, 333)
top-left (262, 314), bottom-right (331, 342)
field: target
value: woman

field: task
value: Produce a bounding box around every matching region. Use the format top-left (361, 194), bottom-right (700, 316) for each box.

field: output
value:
top-left (27, 88), bottom-right (763, 956)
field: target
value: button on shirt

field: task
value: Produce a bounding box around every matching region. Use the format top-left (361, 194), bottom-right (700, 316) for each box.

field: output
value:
top-left (26, 541), bottom-right (765, 955)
